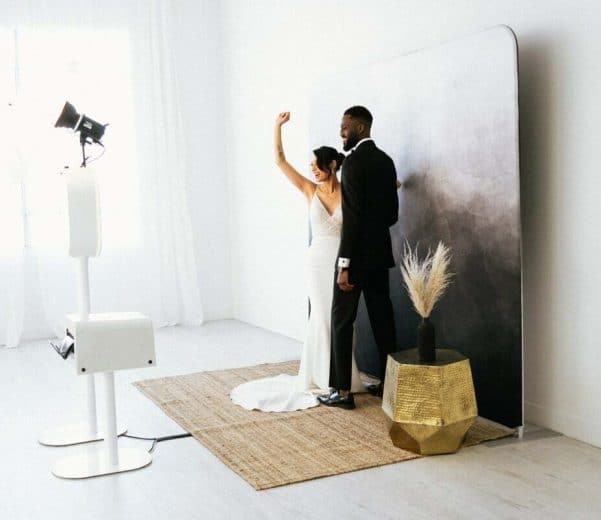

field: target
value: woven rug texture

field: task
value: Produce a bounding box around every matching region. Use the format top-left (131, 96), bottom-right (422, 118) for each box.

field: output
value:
top-left (134, 360), bottom-right (514, 490)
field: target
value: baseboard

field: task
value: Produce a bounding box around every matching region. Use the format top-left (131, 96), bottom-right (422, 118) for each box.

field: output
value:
top-left (525, 400), bottom-right (601, 448)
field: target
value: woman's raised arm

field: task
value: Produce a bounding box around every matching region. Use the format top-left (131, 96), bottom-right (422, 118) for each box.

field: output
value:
top-left (274, 112), bottom-right (315, 200)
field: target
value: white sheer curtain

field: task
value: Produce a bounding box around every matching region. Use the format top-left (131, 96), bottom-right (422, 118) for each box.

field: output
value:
top-left (0, 1), bottom-right (202, 347)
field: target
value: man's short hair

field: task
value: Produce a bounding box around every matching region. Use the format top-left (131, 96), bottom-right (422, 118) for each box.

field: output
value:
top-left (344, 106), bottom-right (373, 127)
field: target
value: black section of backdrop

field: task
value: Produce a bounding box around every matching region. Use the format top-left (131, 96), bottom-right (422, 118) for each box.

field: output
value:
top-left (353, 175), bottom-right (523, 428)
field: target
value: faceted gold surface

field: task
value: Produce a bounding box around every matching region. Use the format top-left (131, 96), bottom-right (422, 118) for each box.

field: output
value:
top-left (382, 349), bottom-right (477, 455)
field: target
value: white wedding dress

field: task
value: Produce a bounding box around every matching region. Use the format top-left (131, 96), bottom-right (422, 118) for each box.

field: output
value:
top-left (230, 191), bottom-right (364, 412)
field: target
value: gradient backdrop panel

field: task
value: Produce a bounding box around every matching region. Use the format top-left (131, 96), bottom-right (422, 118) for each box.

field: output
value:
top-left (310, 26), bottom-right (522, 427)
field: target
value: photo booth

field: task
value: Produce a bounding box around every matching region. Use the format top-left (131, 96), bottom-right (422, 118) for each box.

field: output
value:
top-left (38, 103), bottom-right (157, 477)
top-left (310, 26), bottom-right (522, 428)
top-left (37, 167), bottom-right (127, 447)
top-left (47, 167), bottom-right (156, 479)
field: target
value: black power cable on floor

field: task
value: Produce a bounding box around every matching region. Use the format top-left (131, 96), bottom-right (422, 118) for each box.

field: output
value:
top-left (122, 433), bottom-right (192, 453)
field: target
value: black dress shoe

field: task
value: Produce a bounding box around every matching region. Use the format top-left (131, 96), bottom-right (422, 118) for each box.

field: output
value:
top-left (317, 390), bottom-right (355, 410)
top-left (366, 383), bottom-right (384, 397)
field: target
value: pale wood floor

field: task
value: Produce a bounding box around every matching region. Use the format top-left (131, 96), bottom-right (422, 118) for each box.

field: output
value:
top-left (1, 321), bottom-right (600, 519)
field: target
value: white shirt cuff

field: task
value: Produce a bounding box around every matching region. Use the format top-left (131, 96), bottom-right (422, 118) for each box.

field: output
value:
top-left (338, 257), bottom-right (350, 269)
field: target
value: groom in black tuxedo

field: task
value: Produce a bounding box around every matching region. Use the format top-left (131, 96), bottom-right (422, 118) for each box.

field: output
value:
top-left (319, 106), bottom-right (398, 410)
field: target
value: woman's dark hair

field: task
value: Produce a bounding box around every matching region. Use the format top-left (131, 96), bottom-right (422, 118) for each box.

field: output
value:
top-left (313, 146), bottom-right (345, 174)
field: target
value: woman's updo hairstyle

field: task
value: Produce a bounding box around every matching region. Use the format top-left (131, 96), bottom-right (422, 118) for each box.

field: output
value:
top-left (313, 146), bottom-right (345, 175)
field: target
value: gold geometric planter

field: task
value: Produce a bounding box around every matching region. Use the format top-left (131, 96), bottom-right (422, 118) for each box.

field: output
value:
top-left (382, 349), bottom-right (477, 455)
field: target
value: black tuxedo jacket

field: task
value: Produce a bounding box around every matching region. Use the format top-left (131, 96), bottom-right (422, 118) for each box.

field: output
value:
top-left (338, 140), bottom-right (398, 269)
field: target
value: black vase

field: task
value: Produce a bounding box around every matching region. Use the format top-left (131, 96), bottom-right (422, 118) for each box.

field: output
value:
top-left (417, 316), bottom-right (436, 362)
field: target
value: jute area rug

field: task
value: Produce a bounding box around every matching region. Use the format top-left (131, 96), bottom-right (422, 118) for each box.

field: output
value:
top-left (134, 360), bottom-right (514, 490)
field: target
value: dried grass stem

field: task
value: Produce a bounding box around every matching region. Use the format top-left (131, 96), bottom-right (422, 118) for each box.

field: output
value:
top-left (400, 241), bottom-right (453, 318)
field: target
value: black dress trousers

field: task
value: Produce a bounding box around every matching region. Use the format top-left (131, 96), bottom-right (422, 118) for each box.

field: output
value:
top-left (329, 267), bottom-right (396, 391)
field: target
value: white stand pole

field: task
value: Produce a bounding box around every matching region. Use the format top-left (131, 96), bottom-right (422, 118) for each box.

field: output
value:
top-left (78, 257), bottom-right (99, 438)
top-left (86, 375), bottom-right (98, 437)
top-left (77, 256), bottom-right (91, 319)
top-left (103, 372), bottom-right (119, 467)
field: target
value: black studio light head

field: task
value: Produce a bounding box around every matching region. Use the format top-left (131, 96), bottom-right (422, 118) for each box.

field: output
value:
top-left (55, 101), bottom-right (107, 145)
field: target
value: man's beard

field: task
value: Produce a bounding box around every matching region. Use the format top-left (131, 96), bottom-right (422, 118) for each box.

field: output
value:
top-left (342, 135), bottom-right (359, 152)
top-left (342, 133), bottom-right (360, 152)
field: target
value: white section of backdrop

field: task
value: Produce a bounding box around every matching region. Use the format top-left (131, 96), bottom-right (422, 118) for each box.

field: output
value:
top-left (220, 0), bottom-right (601, 446)
top-left (0, 1), bottom-right (207, 346)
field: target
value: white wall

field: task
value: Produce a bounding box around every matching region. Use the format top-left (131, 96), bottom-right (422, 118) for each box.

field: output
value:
top-left (220, 0), bottom-right (601, 445)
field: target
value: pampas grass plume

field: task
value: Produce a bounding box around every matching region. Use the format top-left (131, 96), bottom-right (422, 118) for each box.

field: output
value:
top-left (401, 241), bottom-right (453, 318)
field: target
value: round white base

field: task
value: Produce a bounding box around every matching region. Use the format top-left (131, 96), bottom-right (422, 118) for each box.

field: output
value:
top-left (39, 422), bottom-right (127, 447)
top-left (52, 446), bottom-right (152, 479)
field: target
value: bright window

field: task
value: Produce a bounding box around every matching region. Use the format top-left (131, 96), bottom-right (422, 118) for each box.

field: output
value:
top-left (1, 27), bottom-right (141, 254)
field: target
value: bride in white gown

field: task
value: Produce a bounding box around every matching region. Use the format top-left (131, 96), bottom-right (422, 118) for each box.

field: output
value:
top-left (230, 112), bottom-right (364, 412)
